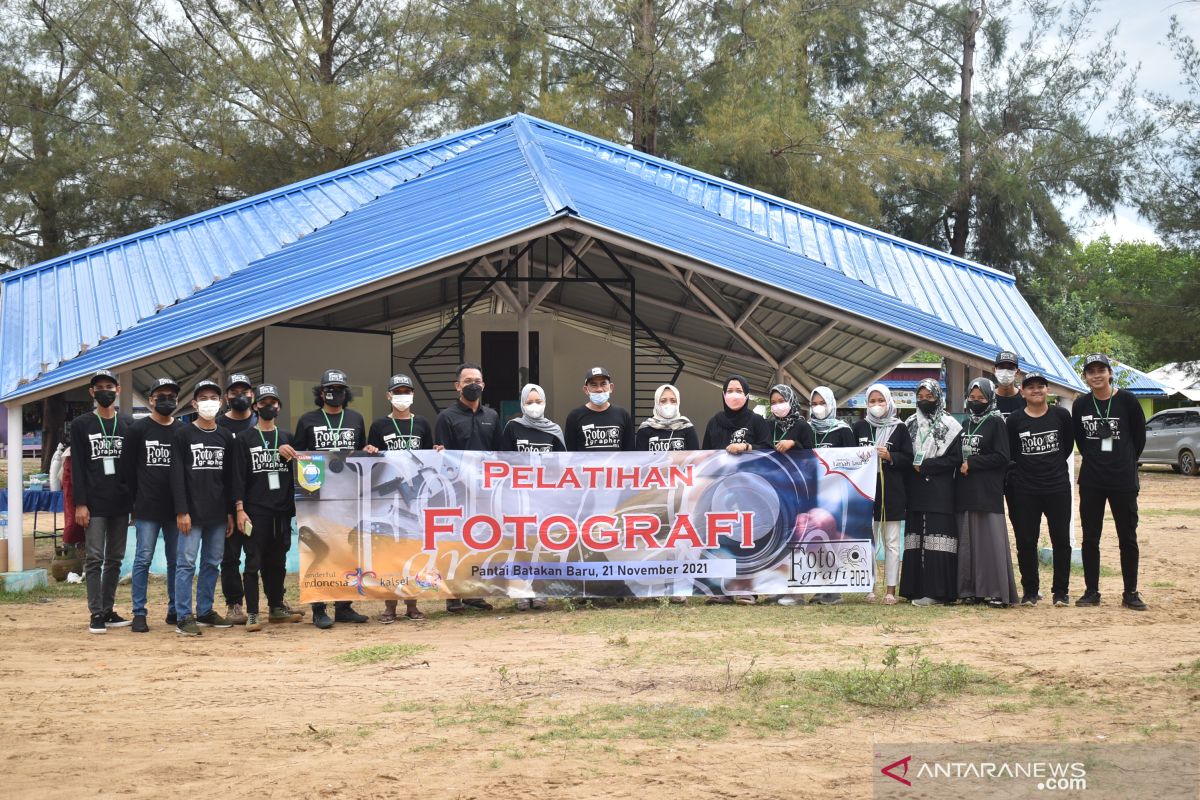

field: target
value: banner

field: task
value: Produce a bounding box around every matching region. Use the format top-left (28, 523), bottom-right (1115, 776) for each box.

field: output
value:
top-left (295, 447), bottom-right (877, 603)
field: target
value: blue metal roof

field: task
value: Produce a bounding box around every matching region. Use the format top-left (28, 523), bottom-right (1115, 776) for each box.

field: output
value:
top-left (1, 113), bottom-right (1082, 402)
top-left (1068, 356), bottom-right (1169, 397)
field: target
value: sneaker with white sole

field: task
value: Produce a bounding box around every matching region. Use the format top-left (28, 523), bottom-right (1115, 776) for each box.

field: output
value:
top-left (105, 611), bottom-right (132, 628)
top-left (196, 610), bottom-right (233, 628)
top-left (89, 613), bottom-right (107, 634)
top-left (176, 616), bottom-right (202, 636)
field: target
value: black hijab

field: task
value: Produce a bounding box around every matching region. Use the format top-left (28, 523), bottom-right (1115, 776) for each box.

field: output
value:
top-left (711, 375), bottom-right (759, 431)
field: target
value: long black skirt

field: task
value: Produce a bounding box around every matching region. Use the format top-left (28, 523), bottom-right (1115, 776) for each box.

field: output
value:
top-left (899, 510), bottom-right (958, 602)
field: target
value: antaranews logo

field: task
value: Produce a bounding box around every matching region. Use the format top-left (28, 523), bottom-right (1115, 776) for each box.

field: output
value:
top-left (879, 754), bottom-right (913, 786)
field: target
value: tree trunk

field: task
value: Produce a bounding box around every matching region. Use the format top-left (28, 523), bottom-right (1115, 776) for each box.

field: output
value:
top-left (630, 0), bottom-right (658, 155)
top-left (948, 2), bottom-right (983, 258)
top-left (39, 395), bottom-right (66, 473)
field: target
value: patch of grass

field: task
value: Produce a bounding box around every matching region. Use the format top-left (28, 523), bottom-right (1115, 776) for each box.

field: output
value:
top-left (433, 701), bottom-right (526, 733)
top-left (0, 581), bottom-right (87, 604)
top-left (1150, 581), bottom-right (1176, 588)
top-left (1139, 719), bottom-right (1182, 738)
top-left (382, 700), bottom-right (428, 713)
top-left (333, 643), bottom-right (429, 666)
top-left (535, 703), bottom-right (732, 742)
top-left (303, 724), bottom-right (335, 742)
top-left (1170, 658), bottom-right (1200, 690)
top-left (606, 633), bottom-right (630, 647)
top-left (1028, 684), bottom-right (1084, 708)
top-left (804, 646), bottom-right (1006, 710)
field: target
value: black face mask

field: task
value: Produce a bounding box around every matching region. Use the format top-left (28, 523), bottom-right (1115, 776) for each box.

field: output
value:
top-left (323, 388), bottom-right (347, 407)
top-left (153, 397), bottom-right (178, 416)
top-left (258, 406), bottom-right (279, 421)
top-left (916, 399), bottom-right (939, 415)
top-left (967, 400), bottom-right (990, 416)
top-left (94, 390), bottom-right (117, 408)
top-left (229, 394), bottom-right (253, 412)
top-left (461, 383), bottom-right (483, 402)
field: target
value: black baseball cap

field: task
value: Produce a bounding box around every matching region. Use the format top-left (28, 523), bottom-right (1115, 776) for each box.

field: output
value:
top-left (321, 368), bottom-right (349, 387)
top-left (193, 380), bottom-right (221, 398)
top-left (1021, 372), bottom-right (1049, 387)
top-left (995, 350), bottom-right (1019, 368)
top-left (1082, 353), bottom-right (1111, 371)
top-left (256, 383), bottom-right (280, 402)
top-left (226, 373), bottom-right (253, 391)
top-left (583, 366), bottom-right (612, 383)
top-left (389, 374), bottom-right (414, 391)
top-left (150, 377), bottom-right (180, 394)
top-left (89, 369), bottom-right (118, 386)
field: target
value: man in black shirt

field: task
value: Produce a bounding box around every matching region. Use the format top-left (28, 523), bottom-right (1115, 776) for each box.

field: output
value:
top-left (216, 373), bottom-right (257, 436)
top-left (282, 368), bottom-right (369, 628)
top-left (123, 376), bottom-right (183, 632)
top-left (1006, 373), bottom-right (1074, 607)
top-left (170, 381), bottom-right (236, 636)
top-left (433, 363), bottom-right (499, 612)
top-left (992, 350), bottom-right (1027, 420)
top-left (1071, 353), bottom-right (1148, 611)
top-left (366, 373), bottom-right (432, 622)
top-left (564, 366), bottom-right (634, 452)
top-left (70, 369), bottom-right (134, 634)
top-left (232, 385), bottom-right (301, 631)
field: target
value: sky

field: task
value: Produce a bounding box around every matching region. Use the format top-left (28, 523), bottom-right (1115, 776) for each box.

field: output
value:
top-left (1033, 1), bottom-right (1199, 243)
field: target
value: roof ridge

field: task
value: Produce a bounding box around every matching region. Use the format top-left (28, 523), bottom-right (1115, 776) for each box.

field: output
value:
top-left (1, 116), bottom-right (516, 283)
top-left (512, 114), bottom-right (576, 216)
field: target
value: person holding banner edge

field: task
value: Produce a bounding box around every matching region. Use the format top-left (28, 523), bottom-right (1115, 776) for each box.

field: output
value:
top-left (807, 386), bottom-right (856, 606)
top-left (367, 373), bottom-right (432, 622)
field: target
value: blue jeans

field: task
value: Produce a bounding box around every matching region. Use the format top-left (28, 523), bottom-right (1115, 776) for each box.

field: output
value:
top-left (175, 523), bottom-right (225, 620)
top-left (132, 519), bottom-right (179, 617)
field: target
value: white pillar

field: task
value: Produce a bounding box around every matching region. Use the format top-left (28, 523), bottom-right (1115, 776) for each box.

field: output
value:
top-left (1058, 395), bottom-right (1079, 549)
top-left (518, 252), bottom-right (530, 388)
top-left (7, 402), bottom-right (23, 572)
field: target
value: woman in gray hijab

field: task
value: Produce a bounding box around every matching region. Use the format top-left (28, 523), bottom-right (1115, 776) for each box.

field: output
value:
top-left (955, 377), bottom-right (1018, 607)
top-left (502, 383), bottom-right (566, 453)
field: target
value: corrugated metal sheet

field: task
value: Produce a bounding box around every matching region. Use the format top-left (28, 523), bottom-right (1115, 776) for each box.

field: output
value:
top-left (0, 119), bottom-right (507, 398)
top-left (2, 126), bottom-right (557, 401)
top-left (524, 117), bottom-right (1081, 391)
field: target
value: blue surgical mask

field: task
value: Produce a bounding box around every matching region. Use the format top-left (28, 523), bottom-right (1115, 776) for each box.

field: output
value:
top-left (589, 391), bottom-right (610, 406)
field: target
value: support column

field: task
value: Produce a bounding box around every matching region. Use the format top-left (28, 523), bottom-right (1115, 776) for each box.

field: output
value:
top-left (7, 403), bottom-right (24, 572)
top-left (944, 359), bottom-right (967, 412)
top-left (119, 369), bottom-right (135, 414)
top-left (518, 251), bottom-right (530, 387)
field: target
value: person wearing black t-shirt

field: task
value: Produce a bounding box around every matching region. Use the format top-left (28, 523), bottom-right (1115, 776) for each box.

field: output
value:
top-left (635, 384), bottom-right (699, 452)
top-left (433, 363), bottom-right (500, 612)
top-left (992, 350), bottom-right (1027, 420)
top-left (217, 372), bottom-right (257, 625)
top-left (1007, 373), bottom-right (1074, 607)
top-left (503, 383), bottom-right (566, 454)
top-left (807, 386), bottom-right (856, 605)
top-left (232, 384), bottom-right (301, 631)
top-left (283, 368), bottom-right (369, 628)
top-left (366, 373), bottom-right (433, 622)
top-left (70, 369), bottom-right (134, 635)
top-left (565, 366), bottom-right (635, 452)
top-left (122, 376), bottom-right (183, 632)
top-left (1071, 353), bottom-right (1148, 611)
top-left (768, 384), bottom-right (814, 456)
top-left (170, 381), bottom-right (236, 636)
top-left (955, 378), bottom-right (1018, 608)
top-left (853, 384), bottom-right (913, 606)
top-left (701, 376), bottom-right (770, 605)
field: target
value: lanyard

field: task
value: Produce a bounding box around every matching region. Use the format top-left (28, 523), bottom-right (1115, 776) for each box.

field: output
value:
top-left (256, 427), bottom-right (279, 454)
top-left (391, 415), bottom-right (415, 448)
top-left (95, 412), bottom-right (118, 448)
top-left (1093, 393), bottom-right (1113, 420)
top-left (321, 409), bottom-right (345, 434)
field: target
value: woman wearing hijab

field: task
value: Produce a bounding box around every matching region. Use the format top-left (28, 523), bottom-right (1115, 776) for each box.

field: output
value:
top-left (900, 378), bottom-right (963, 606)
top-left (956, 378), bottom-right (1018, 607)
top-left (701, 376), bottom-right (771, 605)
top-left (502, 384), bottom-right (566, 453)
top-left (769, 385), bottom-right (814, 454)
top-left (636, 385), bottom-right (699, 451)
top-left (853, 384), bottom-right (913, 605)
top-left (808, 387), bottom-right (856, 448)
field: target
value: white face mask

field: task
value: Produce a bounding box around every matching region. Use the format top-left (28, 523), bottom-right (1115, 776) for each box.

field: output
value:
top-left (995, 369), bottom-right (1016, 386)
top-left (657, 402), bottom-right (678, 419)
top-left (523, 402), bottom-right (545, 420)
top-left (196, 399), bottom-right (221, 421)
top-left (390, 394), bottom-right (414, 411)
top-left (868, 404), bottom-right (888, 419)
top-left (770, 402), bottom-right (791, 419)
top-left (810, 404), bottom-right (830, 420)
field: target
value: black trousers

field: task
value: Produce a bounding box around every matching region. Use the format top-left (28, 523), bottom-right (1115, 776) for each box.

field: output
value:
top-left (1009, 489), bottom-right (1072, 597)
top-left (1078, 486), bottom-right (1140, 595)
top-left (220, 527), bottom-right (250, 607)
top-left (246, 512), bottom-right (293, 614)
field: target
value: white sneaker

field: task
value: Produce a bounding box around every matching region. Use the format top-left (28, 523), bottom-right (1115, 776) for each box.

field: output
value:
top-left (776, 596), bottom-right (802, 606)
top-left (514, 599), bottom-right (531, 611)
top-left (911, 596), bottom-right (939, 607)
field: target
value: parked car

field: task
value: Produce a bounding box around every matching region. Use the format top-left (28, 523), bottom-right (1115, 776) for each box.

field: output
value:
top-left (1140, 408), bottom-right (1200, 476)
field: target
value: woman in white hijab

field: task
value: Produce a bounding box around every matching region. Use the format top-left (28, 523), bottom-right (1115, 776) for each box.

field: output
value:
top-left (852, 384), bottom-right (913, 605)
top-left (636, 384), bottom-right (699, 451)
top-left (502, 384), bottom-right (566, 453)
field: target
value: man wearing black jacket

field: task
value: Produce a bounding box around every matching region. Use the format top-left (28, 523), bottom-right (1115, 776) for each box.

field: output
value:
top-left (284, 368), bottom-right (369, 629)
top-left (433, 363), bottom-right (500, 612)
top-left (123, 376), bottom-right (182, 632)
top-left (1071, 353), bottom-right (1148, 611)
top-left (1007, 373), bottom-right (1074, 607)
top-left (232, 385), bottom-right (301, 631)
top-left (70, 369), bottom-right (134, 634)
top-left (170, 381), bottom-right (236, 636)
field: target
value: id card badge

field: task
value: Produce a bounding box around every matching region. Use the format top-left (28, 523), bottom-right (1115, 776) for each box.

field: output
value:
top-left (103, 457), bottom-right (116, 475)
top-left (1101, 437), bottom-right (1113, 452)
top-left (912, 451), bottom-right (926, 467)
top-left (267, 471), bottom-right (281, 491)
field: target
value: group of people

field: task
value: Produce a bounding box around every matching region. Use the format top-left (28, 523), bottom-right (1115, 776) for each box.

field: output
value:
top-left (68, 348), bottom-right (1147, 637)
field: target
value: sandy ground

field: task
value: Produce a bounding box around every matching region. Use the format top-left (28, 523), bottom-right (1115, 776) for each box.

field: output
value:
top-left (1, 465), bottom-right (1198, 799)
